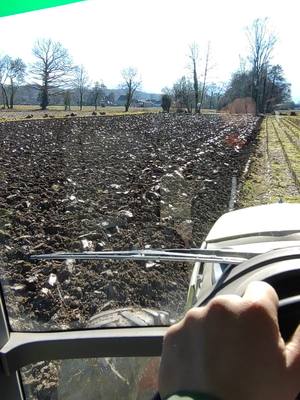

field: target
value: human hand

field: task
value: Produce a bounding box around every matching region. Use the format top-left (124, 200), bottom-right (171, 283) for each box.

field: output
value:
top-left (158, 281), bottom-right (300, 400)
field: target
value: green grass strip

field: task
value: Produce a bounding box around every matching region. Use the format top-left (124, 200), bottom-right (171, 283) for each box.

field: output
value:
top-left (0, 0), bottom-right (86, 17)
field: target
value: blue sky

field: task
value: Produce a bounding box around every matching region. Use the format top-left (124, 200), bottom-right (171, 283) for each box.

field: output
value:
top-left (0, 0), bottom-right (299, 101)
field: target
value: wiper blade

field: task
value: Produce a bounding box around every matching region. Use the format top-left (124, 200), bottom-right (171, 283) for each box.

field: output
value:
top-left (30, 249), bottom-right (260, 264)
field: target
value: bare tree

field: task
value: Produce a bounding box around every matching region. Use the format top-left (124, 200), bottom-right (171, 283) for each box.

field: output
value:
top-left (0, 56), bottom-right (10, 108)
top-left (246, 18), bottom-right (277, 113)
top-left (173, 76), bottom-right (194, 113)
top-left (31, 38), bottom-right (73, 110)
top-left (189, 43), bottom-right (200, 113)
top-left (219, 65), bottom-right (290, 112)
top-left (64, 90), bottom-right (71, 111)
top-left (264, 65), bottom-right (291, 112)
top-left (121, 67), bottom-right (141, 112)
top-left (205, 83), bottom-right (225, 109)
top-left (0, 56), bottom-right (26, 109)
top-left (161, 94), bottom-right (172, 112)
top-left (161, 86), bottom-right (173, 97)
top-left (73, 65), bottom-right (89, 110)
top-left (7, 57), bottom-right (26, 109)
top-left (92, 81), bottom-right (106, 110)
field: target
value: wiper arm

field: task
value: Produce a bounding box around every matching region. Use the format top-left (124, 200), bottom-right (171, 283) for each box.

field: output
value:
top-left (30, 249), bottom-right (260, 264)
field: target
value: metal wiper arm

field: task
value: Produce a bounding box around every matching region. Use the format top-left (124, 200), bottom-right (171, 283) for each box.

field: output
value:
top-left (30, 249), bottom-right (260, 264)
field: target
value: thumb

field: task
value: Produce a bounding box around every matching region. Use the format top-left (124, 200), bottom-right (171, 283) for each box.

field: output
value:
top-left (286, 325), bottom-right (300, 378)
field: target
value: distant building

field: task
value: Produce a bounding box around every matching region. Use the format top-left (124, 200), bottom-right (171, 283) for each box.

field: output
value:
top-left (116, 95), bottom-right (127, 106)
top-left (273, 102), bottom-right (295, 110)
top-left (135, 100), bottom-right (152, 107)
top-left (116, 96), bottom-right (152, 107)
top-left (135, 99), bottom-right (161, 108)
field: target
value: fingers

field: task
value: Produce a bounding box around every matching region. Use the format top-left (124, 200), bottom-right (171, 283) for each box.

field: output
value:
top-left (286, 325), bottom-right (300, 376)
top-left (243, 281), bottom-right (279, 320)
top-left (180, 282), bottom-right (278, 329)
top-left (176, 295), bottom-right (242, 331)
top-left (166, 282), bottom-right (280, 348)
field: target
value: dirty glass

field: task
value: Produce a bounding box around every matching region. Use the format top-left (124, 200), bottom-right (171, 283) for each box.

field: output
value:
top-left (1, 1), bottom-right (299, 400)
top-left (1, 259), bottom-right (190, 331)
top-left (0, 112), bottom-right (259, 331)
top-left (0, 0), bottom-right (299, 335)
top-left (21, 357), bottom-right (160, 400)
top-left (0, 111), bottom-right (260, 330)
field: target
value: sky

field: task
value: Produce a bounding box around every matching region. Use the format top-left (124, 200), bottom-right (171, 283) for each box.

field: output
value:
top-left (0, 0), bottom-right (299, 101)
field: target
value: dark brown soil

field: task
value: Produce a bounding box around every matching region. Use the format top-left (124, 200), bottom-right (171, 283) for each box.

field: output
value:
top-left (0, 113), bottom-right (260, 332)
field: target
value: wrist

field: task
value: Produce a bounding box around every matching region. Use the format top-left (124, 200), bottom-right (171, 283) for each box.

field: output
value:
top-left (162, 391), bottom-right (220, 400)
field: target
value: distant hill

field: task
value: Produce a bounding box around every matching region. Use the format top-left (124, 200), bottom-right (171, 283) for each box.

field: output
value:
top-left (3, 84), bottom-right (162, 107)
top-left (106, 88), bottom-right (161, 102)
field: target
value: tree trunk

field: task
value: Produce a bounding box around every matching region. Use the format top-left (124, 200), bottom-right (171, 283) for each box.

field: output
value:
top-left (267, 75), bottom-right (276, 113)
top-left (209, 94), bottom-right (213, 109)
top-left (261, 71), bottom-right (268, 113)
top-left (257, 74), bottom-right (264, 114)
top-left (193, 60), bottom-right (199, 113)
top-left (125, 88), bottom-right (132, 112)
top-left (40, 85), bottom-right (49, 110)
top-left (1, 84), bottom-right (9, 109)
top-left (250, 68), bottom-right (257, 114)
top-left (79, 92), bottom-right (83, 111)
top-left (9, 93), bottom-right (13, 109)
top-left (199, 43), bottom-right (210, 114)
top-left (41, 92), bottom-right (48, 110)
top-left (9, 78), bottom-right (14, 109)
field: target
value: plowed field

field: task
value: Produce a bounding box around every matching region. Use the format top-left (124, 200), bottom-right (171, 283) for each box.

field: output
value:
top-left (0, 113), bottom-right (260, 331)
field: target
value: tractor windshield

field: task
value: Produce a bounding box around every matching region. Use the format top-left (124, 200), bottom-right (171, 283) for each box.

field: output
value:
top-left (0, 0), bottom-right (299, 399)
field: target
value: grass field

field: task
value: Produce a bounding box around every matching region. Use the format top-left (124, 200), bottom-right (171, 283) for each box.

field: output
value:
top-left (238, 115), bottom-right (300, 206)
top-left (0, 105), bottom-right (219, 122)
top-left (0, 105), bottom-right (161, 121)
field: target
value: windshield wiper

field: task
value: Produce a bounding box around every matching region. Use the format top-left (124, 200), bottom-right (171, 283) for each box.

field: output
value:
top-left (30, 249), bottom-right (260, 264)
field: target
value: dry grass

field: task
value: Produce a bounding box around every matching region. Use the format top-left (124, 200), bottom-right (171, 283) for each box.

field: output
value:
top-left (0, 105), bottom-right (160, 121)
top-left (0, 105), bottom-right (218, 122)
top-left (238, 116), bottom-right (300, 207)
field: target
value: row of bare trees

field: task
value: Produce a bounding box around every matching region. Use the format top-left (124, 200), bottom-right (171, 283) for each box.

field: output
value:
top-left (217, 18), bottom-right (291, 113)
top-left (161, 18), bottom-right (291, 114)
top-left (0, 39), bottom-right (141, 111)
top-left (32, 39), bottom-right (141, 111)
top-left (0, 18), bottom-right (292, 114)
top-left (161, 41), bottom-right (222, 113)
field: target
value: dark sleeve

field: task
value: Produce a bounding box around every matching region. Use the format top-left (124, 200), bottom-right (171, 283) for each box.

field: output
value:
top-left (151, 391), bottom-right (220, 400)
top-left (151, 392), bottom-right (162, 400)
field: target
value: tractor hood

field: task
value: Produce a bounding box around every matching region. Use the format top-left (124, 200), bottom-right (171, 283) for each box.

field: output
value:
top-left (205, 203), bottom-right (300, 247)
